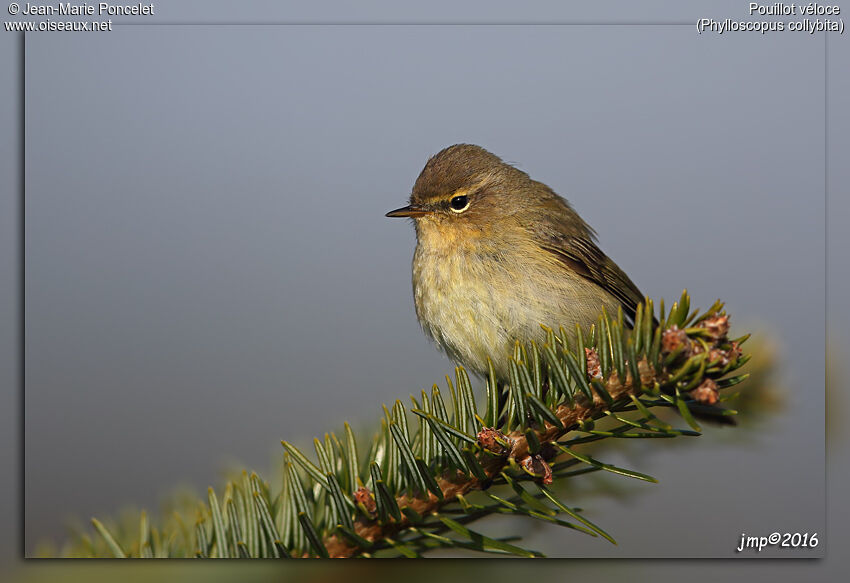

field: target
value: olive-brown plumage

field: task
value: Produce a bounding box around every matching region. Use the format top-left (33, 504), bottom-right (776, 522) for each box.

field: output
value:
top-left (386, 144), bottom-right (646, 380)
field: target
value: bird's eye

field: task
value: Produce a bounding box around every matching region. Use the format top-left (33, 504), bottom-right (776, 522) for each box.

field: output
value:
top-left (449, 195), bottom-right (470, 213)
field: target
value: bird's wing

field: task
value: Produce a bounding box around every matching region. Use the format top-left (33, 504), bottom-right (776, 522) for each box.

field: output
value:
top-left (539, 234), bottom-right (646, 325)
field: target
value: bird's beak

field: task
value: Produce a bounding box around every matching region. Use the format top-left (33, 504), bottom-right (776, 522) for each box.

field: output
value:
top-left (385, 204), bottom-right (431, 218)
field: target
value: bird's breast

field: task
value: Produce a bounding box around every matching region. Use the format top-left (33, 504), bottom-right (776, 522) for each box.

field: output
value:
top-left (411, 240), bottom-right (620, 380)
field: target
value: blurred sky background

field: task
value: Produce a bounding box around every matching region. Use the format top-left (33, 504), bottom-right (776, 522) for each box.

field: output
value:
top-left (1, 0), bottom-right (848, 576)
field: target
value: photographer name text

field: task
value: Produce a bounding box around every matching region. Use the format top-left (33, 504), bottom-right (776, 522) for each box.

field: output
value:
top-left (17, 2), bottom-right (153, 16)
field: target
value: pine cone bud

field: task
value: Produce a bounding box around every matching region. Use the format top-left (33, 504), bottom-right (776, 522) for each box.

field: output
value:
top-left (520, 455), bottom-right (553, 485)
top-left (477, 427), bottom-right (510, 455)
top-left (700, 314), bottom-right (730, 342)
top-left (585, 347), bottom-right (602, 379)
top-left (661, 326), bottom-right (691, 355)
top-left (354, 487), bottom-right (377, 516)
top-left (689, 378), bottom-right (719, 405)
top-left (707, 348), bottom-right (729, 367)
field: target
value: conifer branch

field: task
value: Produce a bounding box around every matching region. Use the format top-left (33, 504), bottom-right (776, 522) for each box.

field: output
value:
top-left (54, 292), bottom-right (754, 558)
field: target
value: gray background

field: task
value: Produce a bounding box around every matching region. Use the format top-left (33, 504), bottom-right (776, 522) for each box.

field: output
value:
top-left (1, 0), bottom-right (847, 573)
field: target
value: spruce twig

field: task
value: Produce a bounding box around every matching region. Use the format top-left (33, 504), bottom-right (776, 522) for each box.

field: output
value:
top-left (62, 293), bottom-right (753, 558)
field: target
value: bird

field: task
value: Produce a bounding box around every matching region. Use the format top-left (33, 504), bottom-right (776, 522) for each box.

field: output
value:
top-left (386, 144), bottom-right (647, 383)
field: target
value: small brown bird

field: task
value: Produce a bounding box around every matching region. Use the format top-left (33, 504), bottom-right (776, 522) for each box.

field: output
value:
top-left (386, 144), bottom-right (647, 381)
